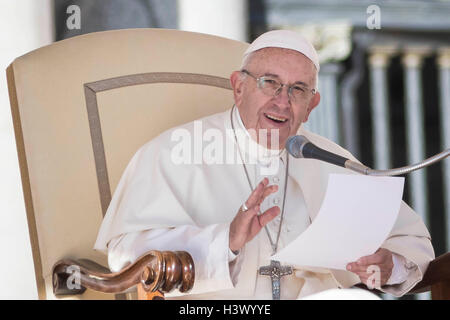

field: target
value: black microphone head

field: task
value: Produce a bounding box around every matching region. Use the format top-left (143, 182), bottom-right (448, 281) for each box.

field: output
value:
top-left (286, 135), bottom-right (310, 158)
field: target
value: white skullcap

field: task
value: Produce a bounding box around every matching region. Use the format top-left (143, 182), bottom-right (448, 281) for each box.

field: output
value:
top-left (243, 30), bottom-right (320, 72)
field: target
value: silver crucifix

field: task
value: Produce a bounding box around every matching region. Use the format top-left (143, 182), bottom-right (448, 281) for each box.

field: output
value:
top-left (258, 260), bottom-right (293, 300)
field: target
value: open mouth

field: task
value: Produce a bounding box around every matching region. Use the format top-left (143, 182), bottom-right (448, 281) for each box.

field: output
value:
top-left (265, 113), bottom-right (288, 124)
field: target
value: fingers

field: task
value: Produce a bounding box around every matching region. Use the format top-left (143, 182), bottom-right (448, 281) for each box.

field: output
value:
top-left (244, 178), bottom-right (267, 209)
top-left (346, 262), bottom-right (391, 287)
top-left (242, 202), bottom-right (279, 227)
top-left (355, 249), bottom-right (389, 266)
top-left (257, 206), bottom-right (281, 227)
top-left (260, 184), bottom-right (278, 203)
top-left (346, 262), bottom-right (368, 273)
top-left (346, 260), bottom-right (389, 273)
top-left (248, 206), bottom-right (280, 239)
top-left (347, 262), bottom-right (391, 273)
top-left (244, 178), bottom-right (278, 210)
top-left (346, 249), bottom-right (394, 287)
top-left (231, 178), bottom-right (281, 252)
top-left (347, 249), bottom-right (392, 270)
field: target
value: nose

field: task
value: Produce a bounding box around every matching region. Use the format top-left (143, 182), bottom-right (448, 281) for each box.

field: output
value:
top-left (274, 85), bottom-right (291, 108)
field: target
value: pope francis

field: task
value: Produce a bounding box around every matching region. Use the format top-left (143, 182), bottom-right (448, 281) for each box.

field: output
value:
top-left (94, 30), bottom-right (434, 299)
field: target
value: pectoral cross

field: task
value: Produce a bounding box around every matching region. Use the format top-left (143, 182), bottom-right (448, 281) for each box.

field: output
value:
top-left (258, 260), bottom-right (293, 300)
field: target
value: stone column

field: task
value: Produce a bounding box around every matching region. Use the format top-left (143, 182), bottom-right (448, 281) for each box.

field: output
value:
top-left (437, 47), bottom-right (450, 251)
top-left (310, 63), bottom-right (343, 144)
top-left (368, 47), bottom-right (396, 170)
top-left (177, 0), bottom-right (248, 41)
top-left (402, 48), bottom-right (430, 226)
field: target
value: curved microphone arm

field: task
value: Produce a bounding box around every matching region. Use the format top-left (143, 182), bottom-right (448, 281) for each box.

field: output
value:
top-left (345, 149), bottom-right (450, 176)
top-left (286, 135), bottom-right (450, 177)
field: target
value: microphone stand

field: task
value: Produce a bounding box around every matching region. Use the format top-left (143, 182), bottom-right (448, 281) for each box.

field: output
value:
top-left (286, 135), bottom-right (450, 177)
top-left (344, 149), bottom-right (450, 176)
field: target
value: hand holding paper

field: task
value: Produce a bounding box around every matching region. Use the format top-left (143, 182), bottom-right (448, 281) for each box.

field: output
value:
top-left (272, 174), bottom-right (404, 270)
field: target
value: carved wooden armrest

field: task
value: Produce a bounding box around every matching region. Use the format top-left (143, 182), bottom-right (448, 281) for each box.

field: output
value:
top-left (52, 250), bottom-right (195, 299)
top-left (410, 252), bottom-right (450, 299)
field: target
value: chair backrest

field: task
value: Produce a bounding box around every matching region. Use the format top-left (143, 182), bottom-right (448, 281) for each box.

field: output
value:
top-left (7, 28), bottom-right (248, 299)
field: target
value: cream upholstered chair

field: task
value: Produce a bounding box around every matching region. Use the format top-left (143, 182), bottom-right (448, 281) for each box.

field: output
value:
top-left (7, 28), bottom-right (248, 300)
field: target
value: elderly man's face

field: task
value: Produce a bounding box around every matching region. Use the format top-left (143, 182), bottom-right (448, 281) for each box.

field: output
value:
top-left (230, 48), bottom-right (320, 149)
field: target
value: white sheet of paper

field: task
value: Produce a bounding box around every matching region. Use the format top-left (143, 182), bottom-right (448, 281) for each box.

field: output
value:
top-left (272, 174), bottom-right (404, 270)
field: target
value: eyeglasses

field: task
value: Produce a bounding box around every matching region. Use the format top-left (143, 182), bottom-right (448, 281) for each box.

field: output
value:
top-left (241, 69), bottom-right (316, 102)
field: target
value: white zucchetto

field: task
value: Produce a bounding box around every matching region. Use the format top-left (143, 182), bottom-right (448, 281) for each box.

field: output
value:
top-left (243, 30), bottom-right (320, 72)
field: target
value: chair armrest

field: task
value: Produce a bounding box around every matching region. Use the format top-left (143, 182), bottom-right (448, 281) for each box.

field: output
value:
top-left (52, 250), bottom-right (194, 297)
top-left (410, 252), bottom-right (450, 293)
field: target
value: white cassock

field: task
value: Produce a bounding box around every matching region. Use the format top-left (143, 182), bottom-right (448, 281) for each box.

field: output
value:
top-left (94, 107), bottom-right (434, 299)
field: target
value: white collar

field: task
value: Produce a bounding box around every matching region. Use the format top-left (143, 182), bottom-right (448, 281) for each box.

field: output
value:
top-left (232, 106), bottom-right (286, 167)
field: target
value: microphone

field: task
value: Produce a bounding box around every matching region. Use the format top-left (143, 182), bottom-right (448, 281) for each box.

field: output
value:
top-left (286, 135), bottom-right (348, 168)
top-left (285, 135), bottom-right (450, 176)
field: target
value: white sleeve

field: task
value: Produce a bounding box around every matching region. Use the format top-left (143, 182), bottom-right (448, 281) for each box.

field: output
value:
top-left (385, 253), bottom-right (414, 285)
top-left (107, 223), bottom-right (243, 296)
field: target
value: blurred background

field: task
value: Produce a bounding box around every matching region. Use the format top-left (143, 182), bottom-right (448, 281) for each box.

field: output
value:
top-left (0, 0), bottom-right (449, 299)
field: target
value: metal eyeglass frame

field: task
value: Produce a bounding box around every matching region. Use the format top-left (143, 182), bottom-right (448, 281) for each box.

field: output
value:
top-left (240, 69), bottom-right (316, 101)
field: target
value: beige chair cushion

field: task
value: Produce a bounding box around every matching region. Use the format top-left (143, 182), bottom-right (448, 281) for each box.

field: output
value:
top-left (8, 28), bottom-right (247, 299)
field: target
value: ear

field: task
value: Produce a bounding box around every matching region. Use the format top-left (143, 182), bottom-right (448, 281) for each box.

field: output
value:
top-left (230, 71), bottom-right (245, 106)
top-left (303, 92), bottom-right (320, 123)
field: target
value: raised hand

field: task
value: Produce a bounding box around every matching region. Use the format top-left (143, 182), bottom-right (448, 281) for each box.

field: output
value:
top-left (229, 178), bottom-right (280, 253)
